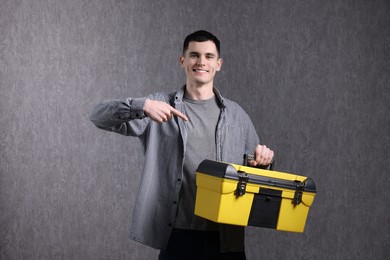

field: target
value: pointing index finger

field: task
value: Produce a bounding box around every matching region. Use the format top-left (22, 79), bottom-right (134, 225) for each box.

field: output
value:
top-left (170, 107), bottom-right (188, 121)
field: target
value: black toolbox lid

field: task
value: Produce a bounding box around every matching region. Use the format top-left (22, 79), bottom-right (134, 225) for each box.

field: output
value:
top-left (196, 160), bottom-right (316, 193)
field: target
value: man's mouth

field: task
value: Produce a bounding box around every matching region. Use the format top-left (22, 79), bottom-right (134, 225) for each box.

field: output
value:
top-left (193, 68), bottom-right (208, 73)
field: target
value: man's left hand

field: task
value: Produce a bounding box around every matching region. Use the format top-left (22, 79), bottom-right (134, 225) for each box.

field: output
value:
top-left (248, 144), bottom-right (274, 167)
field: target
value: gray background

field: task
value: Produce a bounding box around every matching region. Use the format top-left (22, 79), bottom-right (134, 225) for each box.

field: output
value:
top-left (1, 0), bottom-right (389, 259)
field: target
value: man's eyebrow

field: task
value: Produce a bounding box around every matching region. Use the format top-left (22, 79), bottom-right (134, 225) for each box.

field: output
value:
top-left (188, 51), bottom-right (216, 57)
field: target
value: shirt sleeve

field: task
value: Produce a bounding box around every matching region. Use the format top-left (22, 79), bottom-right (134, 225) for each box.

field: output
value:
top-left (89, 97), bottom-right (148, 136)
top-left (245, 115), bottom-right (261, 154)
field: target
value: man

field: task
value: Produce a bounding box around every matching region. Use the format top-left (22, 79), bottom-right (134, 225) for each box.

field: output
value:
top-left (90, 30), bottom-right (274, 260)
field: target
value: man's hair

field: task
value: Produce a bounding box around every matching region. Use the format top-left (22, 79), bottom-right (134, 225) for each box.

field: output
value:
top-left (182, 30), bottom-right (221, 56)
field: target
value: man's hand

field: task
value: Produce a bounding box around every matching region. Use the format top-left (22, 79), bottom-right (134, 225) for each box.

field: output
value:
top-left (143, 99), bottom-right (188, 123)
top-left (248, 144), bottom-right (274, 167)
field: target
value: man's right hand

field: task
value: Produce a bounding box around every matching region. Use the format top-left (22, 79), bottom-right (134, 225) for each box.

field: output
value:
top-left (143, 99), bottom-right (188, 123)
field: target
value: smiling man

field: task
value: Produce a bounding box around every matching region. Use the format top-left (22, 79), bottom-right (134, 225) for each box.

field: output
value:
top-left (180, 40), bottom-right (222, 99)
top-left (90, 30), bottom-right (274, 260)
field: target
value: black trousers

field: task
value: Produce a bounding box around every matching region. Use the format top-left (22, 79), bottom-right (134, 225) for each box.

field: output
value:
top-left (158, 229), bottom-right (246, 260)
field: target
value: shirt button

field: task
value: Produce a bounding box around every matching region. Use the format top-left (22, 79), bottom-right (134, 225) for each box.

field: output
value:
top-left (177, 178), bottom-right (181, 182)
top-left (173, 201), bottom-right (177, 204)
top-left (168, 223), bottom-right (173, 227)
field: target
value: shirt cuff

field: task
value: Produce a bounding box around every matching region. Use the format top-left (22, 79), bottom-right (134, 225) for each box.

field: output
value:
top-left (128, 97), bottom-right (147, 119)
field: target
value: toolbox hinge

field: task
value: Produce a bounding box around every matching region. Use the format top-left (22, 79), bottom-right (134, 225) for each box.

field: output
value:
top-left (235, 172), bottom-right (249, 197)
top-left (292, 181), bottom-right (305, 205)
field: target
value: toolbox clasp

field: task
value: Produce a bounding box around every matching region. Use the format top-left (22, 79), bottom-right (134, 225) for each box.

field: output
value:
top-left (292, 181), bottom-right (305, 205)
top-left (235, 172), bottom-right (249, 197)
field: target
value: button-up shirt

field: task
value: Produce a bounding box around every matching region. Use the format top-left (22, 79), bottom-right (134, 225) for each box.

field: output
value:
top-left (90, 86), bottom-right (260, 252)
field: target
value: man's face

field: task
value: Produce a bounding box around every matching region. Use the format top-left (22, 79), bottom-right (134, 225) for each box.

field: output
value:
top-left (180, 41), bottom-right (223, 87)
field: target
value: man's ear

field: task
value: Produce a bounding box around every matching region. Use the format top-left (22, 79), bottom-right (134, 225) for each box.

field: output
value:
top-left (179, 56), bottom-right (185, 68)
top-left (216, 58), bottom-right (223, 71)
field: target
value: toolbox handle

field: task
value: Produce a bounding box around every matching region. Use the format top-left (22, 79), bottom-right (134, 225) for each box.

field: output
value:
top-left (243, 154), bottom-right (274, 170)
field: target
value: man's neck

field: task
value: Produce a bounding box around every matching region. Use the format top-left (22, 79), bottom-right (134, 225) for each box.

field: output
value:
top-left (185, 82), bottom-right (214, 100)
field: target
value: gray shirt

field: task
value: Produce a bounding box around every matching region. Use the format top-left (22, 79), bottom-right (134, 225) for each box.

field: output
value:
top-left (174, 96), bottom-right (220, 230)
top-left (90, 86), bottom-right (260, 252)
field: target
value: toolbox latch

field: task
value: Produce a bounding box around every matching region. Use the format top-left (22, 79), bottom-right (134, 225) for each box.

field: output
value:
top-left (235, 172), bottom-right (249, 197)
top-left (293, 181), bottom-right (305, 205)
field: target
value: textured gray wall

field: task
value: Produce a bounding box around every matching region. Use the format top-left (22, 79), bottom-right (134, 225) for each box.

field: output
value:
top-left (1, 0), bottom-right (389, 259)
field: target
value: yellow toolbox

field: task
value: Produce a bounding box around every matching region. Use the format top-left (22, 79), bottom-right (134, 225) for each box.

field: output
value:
top-left (194, 157), bottom-right (316, 233)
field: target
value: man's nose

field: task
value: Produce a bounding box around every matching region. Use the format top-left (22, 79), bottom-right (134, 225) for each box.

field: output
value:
top-left (196, 56), bottom-right (206, 66)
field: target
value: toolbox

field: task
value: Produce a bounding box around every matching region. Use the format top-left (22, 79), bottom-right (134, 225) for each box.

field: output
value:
top-left (194, 156), bottom-right (316, 233)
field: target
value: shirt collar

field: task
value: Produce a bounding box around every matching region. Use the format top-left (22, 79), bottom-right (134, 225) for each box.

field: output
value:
top-left (175, 85), bottom-right (226, 109)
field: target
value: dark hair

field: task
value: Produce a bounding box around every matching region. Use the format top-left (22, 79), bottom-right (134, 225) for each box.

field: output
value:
top-left (183, 30), bottom-right (221, 56)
